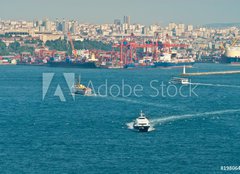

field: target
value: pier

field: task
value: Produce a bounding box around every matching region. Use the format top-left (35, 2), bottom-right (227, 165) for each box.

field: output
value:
top-left (181, 71), bottom-right (240, 76)
top-left (180, 66), bottom-right (240, 76)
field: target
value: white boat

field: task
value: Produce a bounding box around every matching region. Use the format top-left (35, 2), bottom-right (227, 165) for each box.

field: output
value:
top-left (133, 111), bottom-right (151, 132)
top-left (169, 77), bottom-right (190, 85)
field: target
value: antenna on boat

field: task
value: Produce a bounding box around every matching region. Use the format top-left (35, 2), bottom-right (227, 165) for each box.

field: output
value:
top-left (140, 110), bottom-right (144, 116)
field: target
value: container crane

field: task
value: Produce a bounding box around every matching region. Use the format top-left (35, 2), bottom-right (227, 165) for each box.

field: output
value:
top-left (112, 34), bottom-right (188, 65)
top-left (231, 38), bottom-right (239, 47)
top-left (67, 32), bottom-right (77, 58)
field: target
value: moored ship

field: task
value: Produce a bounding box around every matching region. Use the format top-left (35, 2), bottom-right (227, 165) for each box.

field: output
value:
top-left (154, 52), bottom-right (195, 68)
top-left (48, 54), bottom-right (99, 69)
top-left (48, 60), bottom-right (98, 68)
top-left (221, 46), bottom-right (240, 64)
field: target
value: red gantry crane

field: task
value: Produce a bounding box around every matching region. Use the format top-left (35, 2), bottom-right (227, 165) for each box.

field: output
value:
top-left (112, 33), bottom-right (188, 66)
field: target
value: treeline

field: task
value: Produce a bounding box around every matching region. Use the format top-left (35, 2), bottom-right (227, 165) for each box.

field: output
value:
top-left (45, 39), bottom-right (113, 52)
top-left (0, 38), bottom-right (113, 56)
top-left (0, 40), bottom-right (34, 56)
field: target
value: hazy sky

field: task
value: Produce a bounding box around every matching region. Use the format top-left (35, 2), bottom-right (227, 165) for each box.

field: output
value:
top-left (0, 0), bottom-right (239, 25)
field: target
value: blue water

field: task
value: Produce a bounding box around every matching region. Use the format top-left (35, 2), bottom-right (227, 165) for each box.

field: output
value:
top-left (0, 64), bottom-right (240, 173)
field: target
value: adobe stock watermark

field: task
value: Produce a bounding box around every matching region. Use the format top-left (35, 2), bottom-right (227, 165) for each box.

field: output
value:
top-left (42, 73), bottom-right (75, 102)
top-left (42, 73), bottom-right (199, 102)
top-left (88, 79), bottom-right (198, 98)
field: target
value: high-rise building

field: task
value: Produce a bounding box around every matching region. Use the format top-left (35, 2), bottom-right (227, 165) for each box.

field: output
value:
top-left (178, 24), bottom-right (185, 31)
top-left (142, 26), bottom-right (148, 35)
top-left (62, 19), bottom-right (69, 33)
top-left (123, 16), bottom-right (130, 26)
top-left (70, 20), bottom-right (78, 34)
top-left (44, 18), bottom-right (51, 31)
top-left (187, 25), bottom-right (193, 32)
top-left (114, 19), bottom-right (121, 25)
top-left (168, 23), bottom-right (176, 30)
top-left (55, 18), bottom-right (62, 31)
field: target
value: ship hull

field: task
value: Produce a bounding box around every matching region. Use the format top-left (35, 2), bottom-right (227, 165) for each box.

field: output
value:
top-left (74, 90), bottom-right (86, 95)
top-left (220, 56), bottom-right (240, 64)
top-left (133, 125), bottom-right (150, 132)
top-left (154, 62), bottom-right (195, 68)
top-left (124, 63), bottom-right (155, 69)
top-left (48, 61), bottom-right (98, 68)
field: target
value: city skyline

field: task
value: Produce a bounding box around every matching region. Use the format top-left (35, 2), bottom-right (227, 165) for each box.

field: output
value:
top-left (0, 0), bottom-right (239, 25)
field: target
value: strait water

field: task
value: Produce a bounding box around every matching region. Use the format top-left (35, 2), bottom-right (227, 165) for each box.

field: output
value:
top-left (0, 64), bottom-right (240, 173)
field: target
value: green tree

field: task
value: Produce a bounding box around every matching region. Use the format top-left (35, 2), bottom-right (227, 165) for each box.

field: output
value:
top-left (9, 41), bottom-right (21, 52)
top-left (45, 39), bottom-right (68, 51)
top-left (45, 38), bottom-right (113, 54)
top-left (0, 40), bottom-right (8, 55)
top-left (19, 46), bottom-right (34, 55)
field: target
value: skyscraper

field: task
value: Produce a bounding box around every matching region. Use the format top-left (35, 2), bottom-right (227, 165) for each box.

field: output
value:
top-left (123, 16), bottom-right (130, 26)
top-left (44, 18), bottom-right (51, 31)
top-left (168, 23), bottom-right (176, 30)
top-left (187, 25), bottom-right (193, 32)
top-left (62, 19), bottom-right (69, 34)
top-left (70, 20), bottom-right (78, 34)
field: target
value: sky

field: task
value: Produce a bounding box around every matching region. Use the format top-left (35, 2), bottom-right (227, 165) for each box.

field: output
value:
top-left (0, 0), bottom-right (239, 25)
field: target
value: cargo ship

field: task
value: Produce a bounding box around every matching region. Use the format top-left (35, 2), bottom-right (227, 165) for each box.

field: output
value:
top-left (48, 56), bottom-right (98, 69)
top-left (154, 52), bottom-right (195, 68)
top-left (49, 60), bottom-right (98, 68)
top-left (124, 57), bottom-right (155, 69)
top-left (221, 46), bottom-right (240, 64)
top-left (124, 63), bottom-right (155, 69)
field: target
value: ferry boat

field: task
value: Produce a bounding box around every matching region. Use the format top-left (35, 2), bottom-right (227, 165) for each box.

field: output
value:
top-left (169, 77), bottom-right (190, 85)
top-left (133, 111), bottom-right (151, 132)
top-left (72, 78), bottom-right (93, 96)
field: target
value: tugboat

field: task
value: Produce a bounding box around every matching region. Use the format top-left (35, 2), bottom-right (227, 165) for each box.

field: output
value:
top-left (133, 111), bottom-right (151, 132)
top-left (72, 78), bottom-right (93, 96)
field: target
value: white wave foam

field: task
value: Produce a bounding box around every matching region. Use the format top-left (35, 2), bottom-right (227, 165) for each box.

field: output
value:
top-left (191, 83), bottom-right (240, 89)
top-left (126, 109), bottom-right (240, 132)
top-left (99, 96), bottom-right (172, 108)
top-left (151, 108), bottom-right (240, 126)
top-left (126, 122), bottom-right (134, 130)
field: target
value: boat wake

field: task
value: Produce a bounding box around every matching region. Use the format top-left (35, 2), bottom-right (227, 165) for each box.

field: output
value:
top-left (99, 96), bottom-right (172, 108)
top-left (126, 108), bottom-right (240, 132)
top-left (190, 83), bottom-right (240, 89)
top-left (151, 108), bottom-right (240, 126)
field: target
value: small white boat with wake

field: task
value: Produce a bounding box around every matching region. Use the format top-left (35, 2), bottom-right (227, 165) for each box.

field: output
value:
top-left (169, 77), bottom-right (190, 85)
top-left (133, 111), bottom-right (151, 132)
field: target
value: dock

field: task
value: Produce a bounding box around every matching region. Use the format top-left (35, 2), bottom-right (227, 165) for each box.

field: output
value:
top-left (180, 65), bottom-right (240, 76)
top-left (181, 70), bottom-right (240, 76)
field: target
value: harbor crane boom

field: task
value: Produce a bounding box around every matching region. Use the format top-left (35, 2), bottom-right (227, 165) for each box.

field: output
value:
top-left (67, 32), bottom-right (77, 57)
